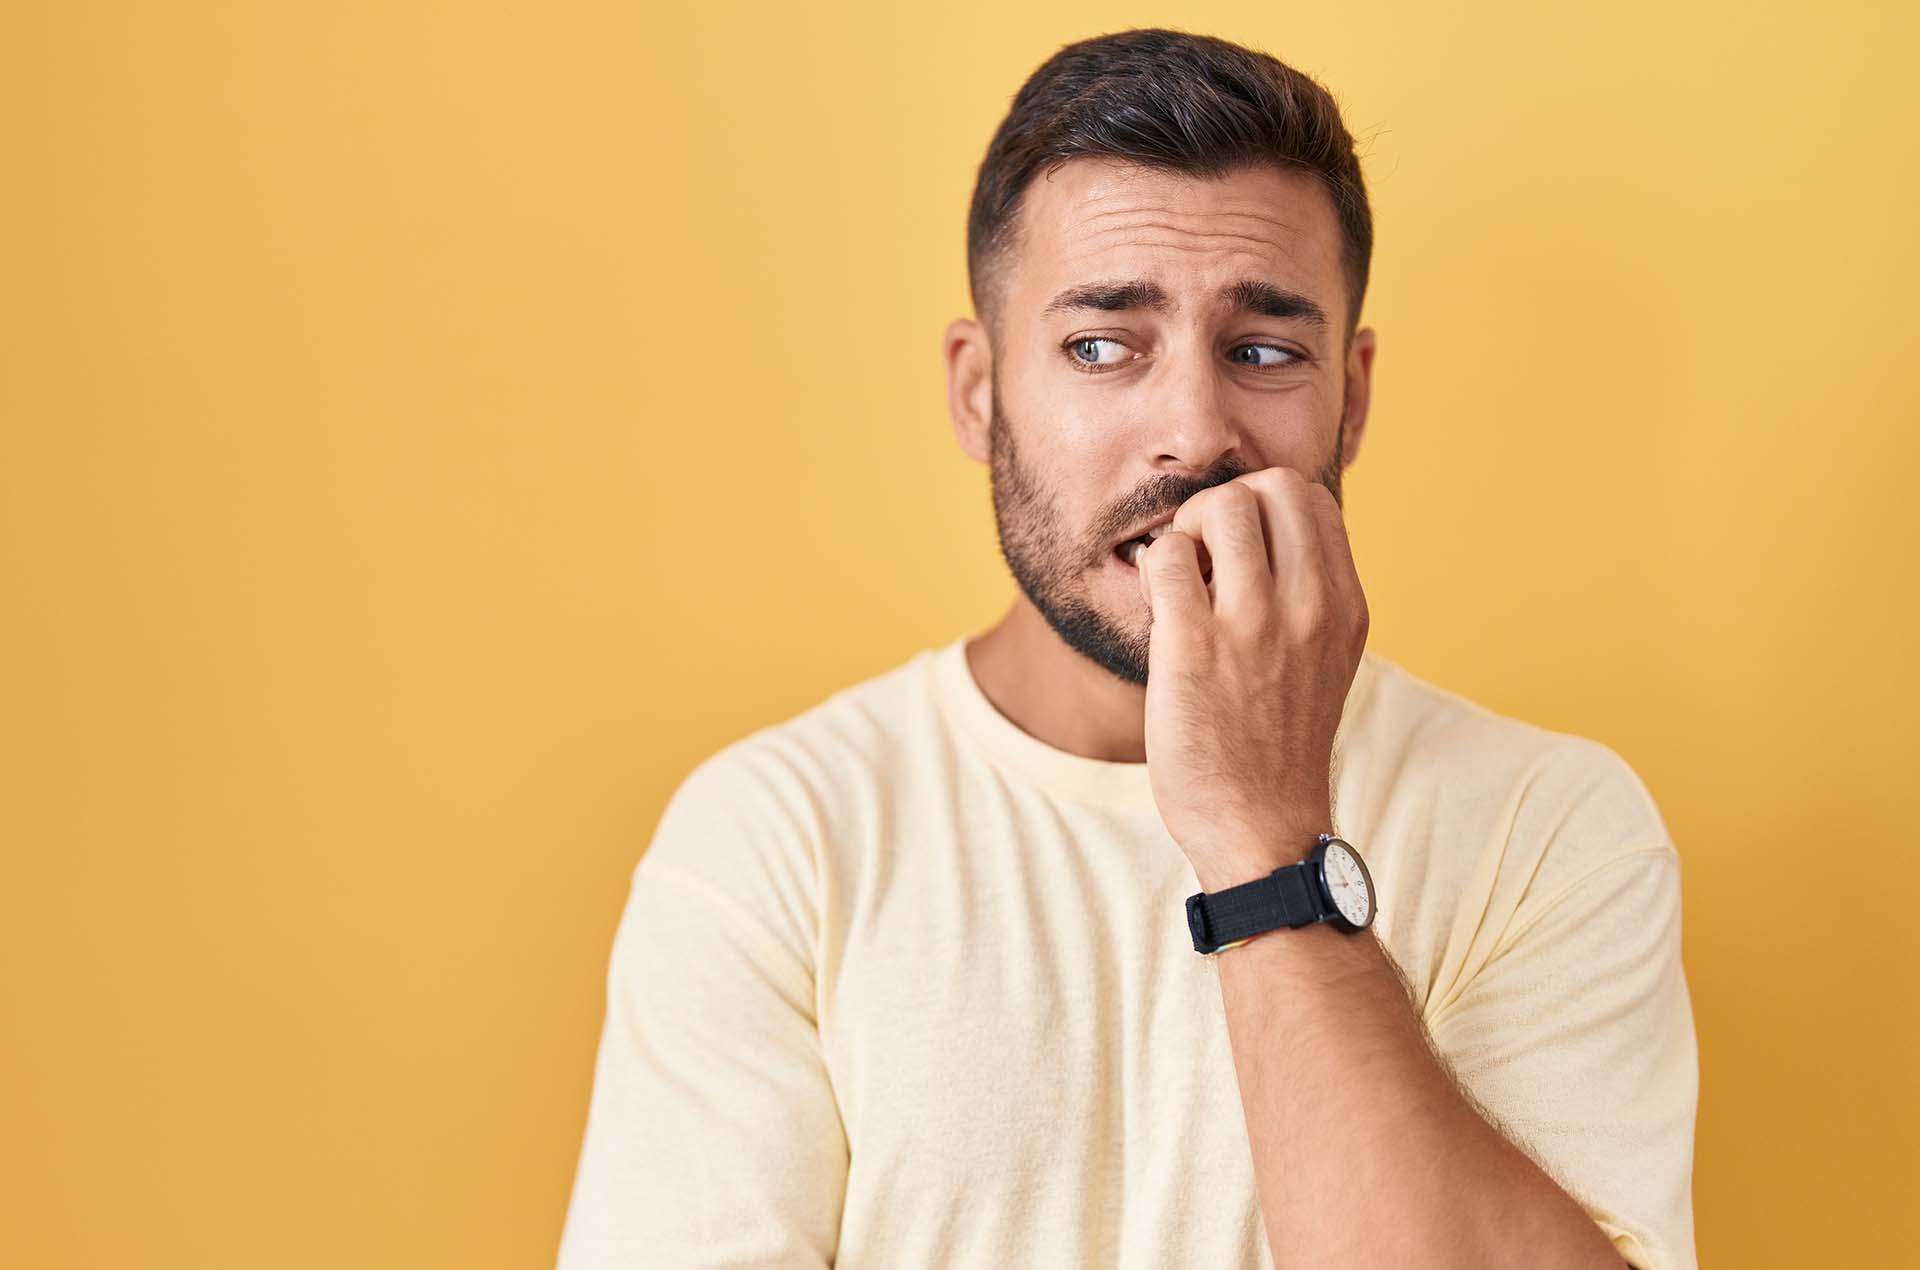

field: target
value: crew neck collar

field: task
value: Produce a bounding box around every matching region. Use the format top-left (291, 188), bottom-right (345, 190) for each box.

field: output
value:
top-left (925, 634), bottom-right (1379, 814)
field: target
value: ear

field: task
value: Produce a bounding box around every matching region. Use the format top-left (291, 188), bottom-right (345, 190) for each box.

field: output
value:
top-left (1338, 325), bottom-right (1377, 470)
top-left (944, 316), bottom-right (994, 465)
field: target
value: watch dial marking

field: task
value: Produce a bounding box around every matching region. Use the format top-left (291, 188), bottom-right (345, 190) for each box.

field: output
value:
top-left (1323, 843), bottom-right (1373, 925)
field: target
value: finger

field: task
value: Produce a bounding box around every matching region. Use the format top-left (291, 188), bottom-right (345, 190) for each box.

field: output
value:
top-left (1304, 484), bottom-right (1368, 645)
top-left (1167, 482), bottom-right (1271, 620)
top-left (1236, 469), bottom-right (1318, 577)
top-left (1138, 528), bottom-right (1211, 642)
top-left (1251, 473), bottom-right (1329, 619)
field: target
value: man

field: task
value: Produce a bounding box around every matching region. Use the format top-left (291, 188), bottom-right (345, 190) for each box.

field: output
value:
top-left (557, 27), bottom-right (1697, 1270)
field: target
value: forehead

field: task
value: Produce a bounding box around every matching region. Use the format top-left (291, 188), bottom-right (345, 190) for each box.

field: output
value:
top-left (1007, 156), bottom-right (1344, 324)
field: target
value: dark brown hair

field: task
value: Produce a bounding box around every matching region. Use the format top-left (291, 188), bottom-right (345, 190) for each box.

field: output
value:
top-left (966, 28), bottom-right (1373, 344)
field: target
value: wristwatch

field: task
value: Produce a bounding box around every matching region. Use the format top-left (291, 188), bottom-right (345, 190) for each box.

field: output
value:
top-left (1186, 833), bottom-right (1377, 954)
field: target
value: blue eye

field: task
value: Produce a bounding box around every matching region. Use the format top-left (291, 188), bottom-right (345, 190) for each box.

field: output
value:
top-left (1232, 343), bottom-right (1302, 368)
top-left (1066, 337), bottom-right (1129, 369)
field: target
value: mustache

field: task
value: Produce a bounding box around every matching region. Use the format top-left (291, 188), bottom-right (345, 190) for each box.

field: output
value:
top-left (1106, 462), bottom-right (1251, 537)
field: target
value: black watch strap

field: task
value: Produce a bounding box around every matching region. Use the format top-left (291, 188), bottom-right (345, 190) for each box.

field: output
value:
top-left (1186, 860), bottom-right (1324, 953)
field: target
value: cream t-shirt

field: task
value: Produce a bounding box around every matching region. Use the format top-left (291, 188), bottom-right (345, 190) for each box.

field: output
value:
top-left (557, 637), bottom-right (1698, 1269)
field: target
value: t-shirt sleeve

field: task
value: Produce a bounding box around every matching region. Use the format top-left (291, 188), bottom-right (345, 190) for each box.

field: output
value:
top-left (1424, 844), bottom-right (1699, 1270)
top-left (556, 745), bottom-right (849, 1269)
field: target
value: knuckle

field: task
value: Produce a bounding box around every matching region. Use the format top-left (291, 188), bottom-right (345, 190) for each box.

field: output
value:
top-left (1292, 596), bottom-right (1336, 635)
top-left (1216, 482), bottom-right (1259, 511)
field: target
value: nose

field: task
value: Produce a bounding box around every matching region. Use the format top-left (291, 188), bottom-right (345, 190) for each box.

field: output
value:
top-left (1141, 338), bottom-right (1243, 474)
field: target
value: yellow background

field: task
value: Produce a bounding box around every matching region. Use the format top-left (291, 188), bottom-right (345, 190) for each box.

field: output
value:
top-left (4, 2), bottom-right (1915, 1265)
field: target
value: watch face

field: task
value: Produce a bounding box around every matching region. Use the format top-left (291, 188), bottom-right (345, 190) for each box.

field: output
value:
top-left (1321, 840), bottom-right (1374, 927)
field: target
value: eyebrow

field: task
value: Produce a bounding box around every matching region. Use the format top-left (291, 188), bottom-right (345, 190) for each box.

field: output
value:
top-left (1040, 276), bottom-right (1330, 329)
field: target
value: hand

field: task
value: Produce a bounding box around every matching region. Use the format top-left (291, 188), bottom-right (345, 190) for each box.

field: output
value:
top-left (1134, 466), bottom-right (1370, 892)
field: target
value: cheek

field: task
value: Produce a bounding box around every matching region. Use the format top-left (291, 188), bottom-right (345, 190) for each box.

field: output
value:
top-left (1008, 410), bottom-right (1131, 520)
top-left (1048, 414), bottom-right (1138, 490)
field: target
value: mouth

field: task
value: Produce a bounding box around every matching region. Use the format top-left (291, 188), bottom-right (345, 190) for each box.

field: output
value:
top-left (1112, 517), bottom-right (1176, 570)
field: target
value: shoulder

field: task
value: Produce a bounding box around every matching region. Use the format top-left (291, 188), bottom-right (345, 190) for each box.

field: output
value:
top-left (1351, 651), bottom-right (1676, 897)
top-left (670, 645), bottom-right (938, 814)
top-left (645, 644), bottom-right (940, 871)
top-left (633, 647), bottom-right (942, 969)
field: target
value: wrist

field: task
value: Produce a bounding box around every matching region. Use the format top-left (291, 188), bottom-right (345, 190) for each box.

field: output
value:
top-left (1192, 856), bottom-right (1292, 893)
top-left (1182, 797), bottom-right (1334, 891)
top-left (1189, 824), bottom-right (1325, 893)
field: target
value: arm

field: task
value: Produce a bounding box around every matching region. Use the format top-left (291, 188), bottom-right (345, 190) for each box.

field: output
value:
top-left (556, 747), bottom-right (848, 1269)
top-left (1137, 469), bottom-right (1691, 1268)
top-left (1420, 841), bottom-right (1697, 1269)
top-left (1196, 839), bottom-right (1638, 1269)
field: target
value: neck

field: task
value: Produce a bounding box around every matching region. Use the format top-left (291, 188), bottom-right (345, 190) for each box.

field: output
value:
top-left (964, 593), bottom-right (1149, 764)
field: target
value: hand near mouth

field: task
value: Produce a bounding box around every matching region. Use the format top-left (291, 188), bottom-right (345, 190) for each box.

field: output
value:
top-left (1132, 466), bottom-right (1369, 892)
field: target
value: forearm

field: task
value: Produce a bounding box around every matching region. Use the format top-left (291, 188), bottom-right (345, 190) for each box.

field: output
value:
top-left (1207, 886), bottom-right (1625, 1269)
top-left (1128, 476), bottom-right (1630, 1264)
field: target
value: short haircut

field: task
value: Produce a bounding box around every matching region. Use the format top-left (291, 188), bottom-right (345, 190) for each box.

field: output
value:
top-left (966, 28), bottom-right (1374, 346)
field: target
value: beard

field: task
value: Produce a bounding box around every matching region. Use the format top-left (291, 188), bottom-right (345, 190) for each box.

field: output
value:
top-left (987, 376), bottom-right (1346, 687)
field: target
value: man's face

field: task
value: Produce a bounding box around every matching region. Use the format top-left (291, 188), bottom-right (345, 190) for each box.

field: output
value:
top-left (985, 156), bottom-right (1359, 687)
